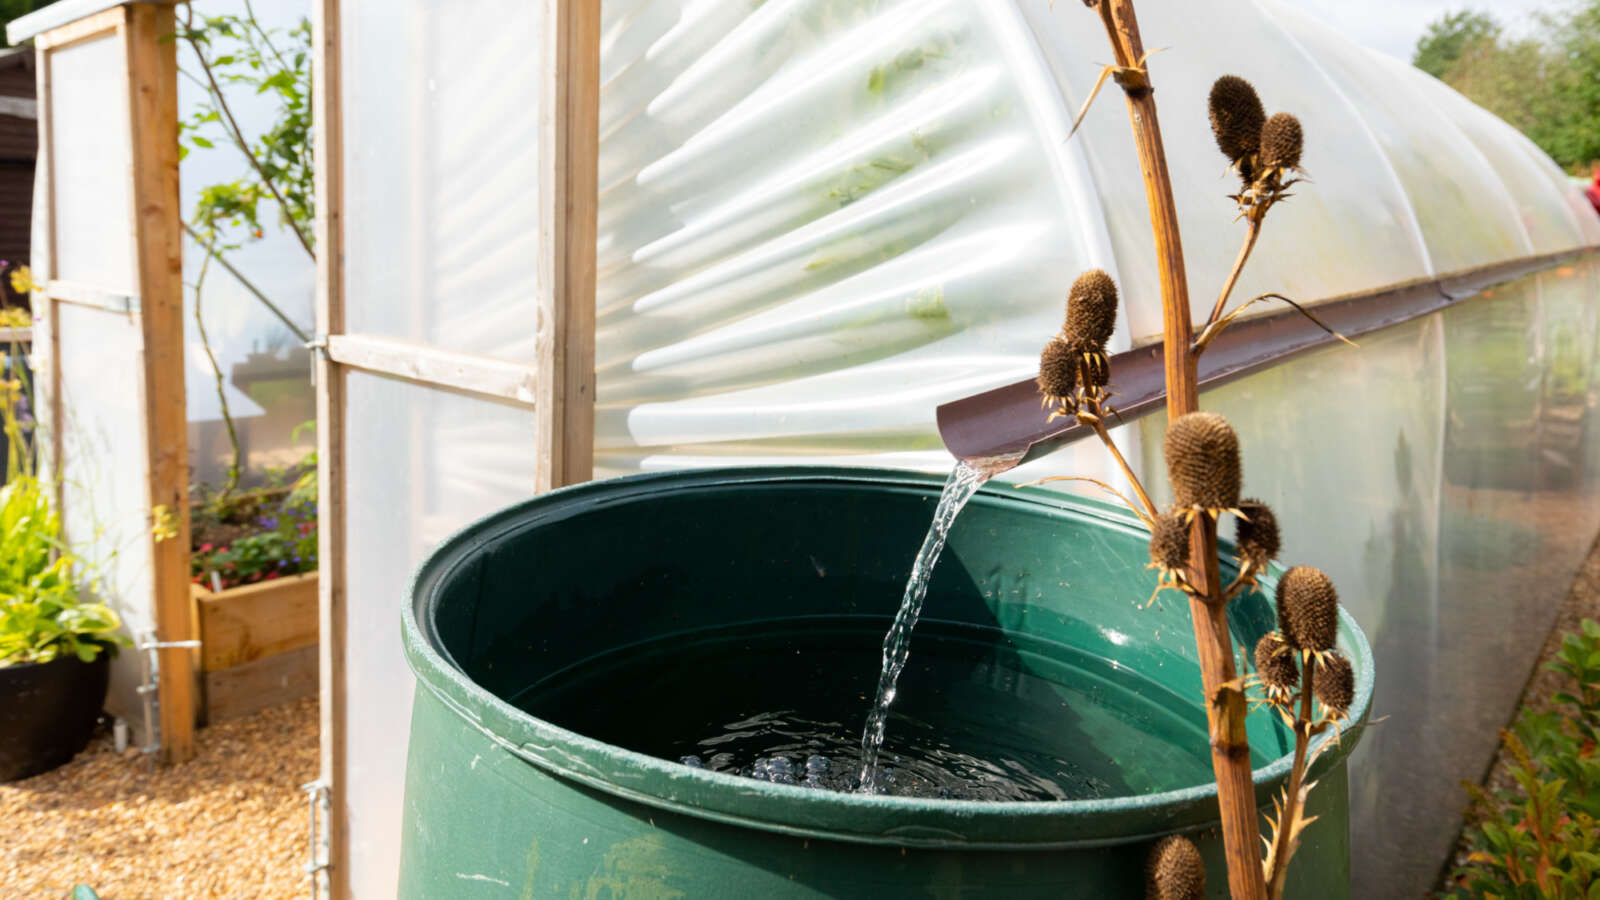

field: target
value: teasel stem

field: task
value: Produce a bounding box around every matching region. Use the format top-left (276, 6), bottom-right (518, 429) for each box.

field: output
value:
top-left (1194, 292), bottom-right (1355, 357)
top-left (1266, 652), bottom-right (1317, 900)
top-left (1019, 474), bottom-right (1154, 528)
top-left (1221, 565), bottom-right (1254, 604)
top-left (1090, 3), bottom-right (1266, 898)
top-left (1202, 216), bottom-right (1261, 336)
top-left (1086, 406), bottom-right (1158, 522)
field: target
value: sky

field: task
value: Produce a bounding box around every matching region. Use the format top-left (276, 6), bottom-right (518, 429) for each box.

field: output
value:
top-left (1280, 0), bottom-right (1560, 61)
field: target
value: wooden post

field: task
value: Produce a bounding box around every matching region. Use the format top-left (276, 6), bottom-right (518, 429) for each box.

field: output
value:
top-left (1094, 2), bottom-right (1265, 897)
top-left (310, 0), bottom-right (347, 894)
top-left (124, 2), bottom-right (196, 765)
top-left (535, 0), bottom-right (599, 492)
top-left (29, 39), bottom-right (60, 510)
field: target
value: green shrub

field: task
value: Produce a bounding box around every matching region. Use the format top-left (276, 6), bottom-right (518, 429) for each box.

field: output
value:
top-left (0, 476), bottom-right (127, 666)
top-left (1445, 620), bottom-right (1600, 898)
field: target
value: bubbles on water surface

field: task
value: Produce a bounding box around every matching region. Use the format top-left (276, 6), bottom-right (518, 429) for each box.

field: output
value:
top-left (669, 710), bottom-right (1113, 802)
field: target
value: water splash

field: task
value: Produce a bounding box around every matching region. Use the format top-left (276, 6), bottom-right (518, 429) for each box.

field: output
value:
top-left (857, 460), bottom-right (998, 792)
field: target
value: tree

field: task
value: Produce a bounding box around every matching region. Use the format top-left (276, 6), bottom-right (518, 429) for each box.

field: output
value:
top-left (1415, 3), bottom-right (1600, 172)
top-left (1414, 10), bottom-right (1501, 79)
top-left (176, 5), bottom-right (313, 502)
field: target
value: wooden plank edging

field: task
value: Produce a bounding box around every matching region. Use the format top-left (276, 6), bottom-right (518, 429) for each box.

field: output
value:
top-left (192, 573), bottom-right (319, 671)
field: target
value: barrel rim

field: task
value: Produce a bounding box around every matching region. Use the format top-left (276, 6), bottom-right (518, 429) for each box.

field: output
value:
top-left (402, 465), bottom-right (1374, 848)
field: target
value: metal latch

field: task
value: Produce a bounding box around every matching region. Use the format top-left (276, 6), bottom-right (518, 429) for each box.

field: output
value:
top-left (133, 632), bottom-right (202, 755)
top-left (303, 779), bottom-right (331, 899)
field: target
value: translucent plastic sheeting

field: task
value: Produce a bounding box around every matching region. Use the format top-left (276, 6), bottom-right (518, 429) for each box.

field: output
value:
top-left (340, 371), bottom-right (537, 900)
top-left (1261, 1), bottom-right (1532, 270)
top-left (179, 0), bottom-right (317, 489)
top-left (331, 0), bottom-right (1600, 893)
top-left (49, 32), bottom-right (135, 292)
top-left (1135, 262), bottom-right (1600, 898)
top-left (54, 304), bottom-right (153, 743)
top-left (589, 0), bottom-right (1593, 479)
top-left (341, 0), bottom-right (544, 362)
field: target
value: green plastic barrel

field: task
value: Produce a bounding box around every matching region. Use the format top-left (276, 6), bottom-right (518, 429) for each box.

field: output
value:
top-left (400, 467), bottom-right (1372, 898)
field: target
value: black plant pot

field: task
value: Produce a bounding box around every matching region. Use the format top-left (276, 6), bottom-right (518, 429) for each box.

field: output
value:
top-left (0, 652), bottom-right (110, 781)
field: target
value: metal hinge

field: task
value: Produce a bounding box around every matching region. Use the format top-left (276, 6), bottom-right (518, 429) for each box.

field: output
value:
top-left (303, 778), bottom-right (331, 899)
top-left (305, 336), bottom-right (328, 387)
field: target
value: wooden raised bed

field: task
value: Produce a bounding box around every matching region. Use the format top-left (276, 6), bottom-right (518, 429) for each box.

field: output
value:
top-left (191, 573), bottom-right (318, 721)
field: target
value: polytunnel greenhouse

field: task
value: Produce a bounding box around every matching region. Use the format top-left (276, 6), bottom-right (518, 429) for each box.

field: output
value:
top-left (4, 0), bottom-right (1599, 896)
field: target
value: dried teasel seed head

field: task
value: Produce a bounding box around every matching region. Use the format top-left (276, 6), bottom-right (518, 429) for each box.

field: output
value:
top-left (1149, 512), bottom-right (1190, 572)
top-left (1259, 112), bottom-right (1304, 171)
top-left (1146, 834), bottom-right (1206, 900)
top-left (1276, 565), bottom-right (1339, 651)
top-left (1254, 631), bottom-right (1299, 696)
top-left (1163, 412), bottom-right (1242, 510)
top-left (1234, 498), bottom-right (1281, 569)
top-left (1064, 269), bottom-right (1119, 350)
top-left (1314, 650), bottom-right (1355, 716)
top-left (1208, 75), bottom-right (1265, 164)
top-left (1036, 338), bottom-right (1079, 399)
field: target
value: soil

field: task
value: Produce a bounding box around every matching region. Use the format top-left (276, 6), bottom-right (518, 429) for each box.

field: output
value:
top-left (1435, 529), bottom-right (1600, 895)
top-left (0, 696), bottom-right (318, 899)
top-left (189, 487), bottom-right (288, 551)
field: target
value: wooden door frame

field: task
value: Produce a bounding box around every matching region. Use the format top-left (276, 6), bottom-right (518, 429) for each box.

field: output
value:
top-left (308, 0), bottom-right (599, 894)
top-left (13, 0), bottom-right (195, 764)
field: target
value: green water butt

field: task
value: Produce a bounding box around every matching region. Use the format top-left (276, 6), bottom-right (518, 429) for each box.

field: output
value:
top-left (401, 467), bottom-right (1372, 898)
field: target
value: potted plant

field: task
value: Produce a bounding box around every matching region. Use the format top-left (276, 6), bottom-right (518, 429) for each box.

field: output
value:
top-left (0, 475), bottom-right (129, 781)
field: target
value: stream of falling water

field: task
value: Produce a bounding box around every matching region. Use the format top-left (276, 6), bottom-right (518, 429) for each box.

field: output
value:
top-left (856, 460), bottom-right (997, 793)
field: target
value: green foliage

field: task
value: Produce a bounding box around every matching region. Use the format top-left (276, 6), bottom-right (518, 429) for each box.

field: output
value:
top-left (191, 523), bottom-right (316, 591)
top-left (176, 9), bottom-right (314, 250)
top-left (0, 0), bottom-right (48, 29)
top-left (0, 477), bottom-right (127, 667)
top-left (1413, 10), bottom-right (1501, 79)
top-left (285, 419), bottom-right (317, 509)
top-left (176, 7), bottom-right (315, 500)
top-left (1414, 4), bottom-right (1600, 172)
top-left (191, 474), bottom-right (317, 592)
top-left (1445, 620), bottom-right (1600, 898)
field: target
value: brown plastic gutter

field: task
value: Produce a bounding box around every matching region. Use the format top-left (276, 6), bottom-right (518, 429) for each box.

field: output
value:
top-left (935, 246), bottom-right (1600, 467)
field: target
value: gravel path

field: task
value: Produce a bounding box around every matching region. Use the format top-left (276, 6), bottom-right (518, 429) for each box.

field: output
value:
top-left (2, 696), bottom-right (317, 899)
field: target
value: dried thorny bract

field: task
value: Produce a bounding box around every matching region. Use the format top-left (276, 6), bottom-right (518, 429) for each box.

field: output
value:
top-left (1163, 412), bottom-right (1242, 517)
top-left (1075, 338), bottom-right (1111, 389)
top-left (1234, 111), bottom-right (1305, 222)
top-left (1146, 511), bottom-right (1191, 603)
top-left (1313, 649), bottom-right (1354, 717)
top-left (1065, 268), bottom-right (1119, 351)
top-left (1037, 338), bottom-right (1109, 419)
top-left (1234, 498), bottom-right (1281, 575)
top-left (1208, 75), bottom-right (1265, 182)
top-left (1275, 565), bottom-right (1339, 653)
top-left (1146, 834), bottom-right (1206, 900)
top-left (1254, 631), bottom-right (1299, 701)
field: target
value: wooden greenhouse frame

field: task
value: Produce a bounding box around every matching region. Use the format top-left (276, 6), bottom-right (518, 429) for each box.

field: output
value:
top-left (10, 0), bottom-right (597, 803)
top-left (308, 0), bottom-right (598, 892)
top-left (9, 0), bottom-right (194, 764)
